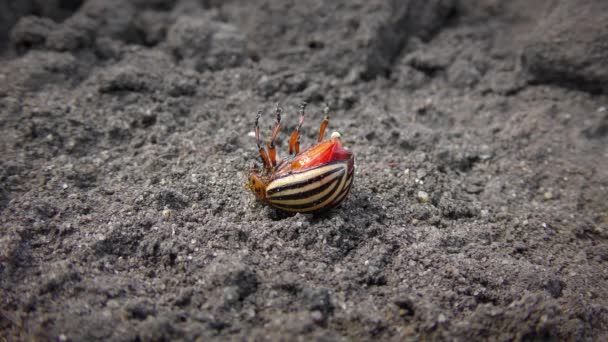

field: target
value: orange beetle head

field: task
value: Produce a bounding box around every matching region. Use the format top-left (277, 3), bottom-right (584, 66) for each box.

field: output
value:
top-left (247, 171), bottom-right (267, 202)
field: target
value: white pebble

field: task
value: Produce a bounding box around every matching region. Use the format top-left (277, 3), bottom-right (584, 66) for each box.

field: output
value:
top-left (417, 191), bottom-right (430, 203)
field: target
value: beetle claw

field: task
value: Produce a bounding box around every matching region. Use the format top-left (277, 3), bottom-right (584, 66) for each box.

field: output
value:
top-left (254, 109), bottom-right (271, 168)
top-left (318, 104), bottom-right (330, 142)
top-left (275, 103), bottom-right (282, 122)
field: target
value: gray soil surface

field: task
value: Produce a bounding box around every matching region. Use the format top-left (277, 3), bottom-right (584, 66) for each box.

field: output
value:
top-left (1, 0), bottom-right (608, 340)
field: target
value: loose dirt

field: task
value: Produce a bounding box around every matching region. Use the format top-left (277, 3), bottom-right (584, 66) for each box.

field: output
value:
top-left (1, 0), bottom-right (607, 340)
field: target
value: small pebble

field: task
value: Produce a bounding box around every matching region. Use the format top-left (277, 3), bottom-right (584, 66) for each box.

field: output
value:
top-left (438, 313), bottom-right (447, 323)
top-left (311, 310), bottom-right (324, 323)
top-left (162, 209), bottom-right (172, 221)
top-left (417, 191), bottom-right (430, 203)
top-left (402, 326), bottom-right (416, 336)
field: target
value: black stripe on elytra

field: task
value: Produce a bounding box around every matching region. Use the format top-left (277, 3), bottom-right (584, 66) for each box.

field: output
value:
top-left (327, 171), bottom-right (353, 207)
top-left (269, 169), bottom-right (344, 201)
top-left (326, 181), bottom-right (352, 209)
top-left (267, 164), bottom-right (345, 195)
top-left (336, 178), bottom-right (352, 201)
top-left (272, 174), bottom-right (343, 210)
top-left (344, 168), bottom-right (354, 181)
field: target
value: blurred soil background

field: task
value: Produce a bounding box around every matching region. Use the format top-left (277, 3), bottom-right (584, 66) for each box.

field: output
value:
top-left (1, 0), bottom-right (607, 340)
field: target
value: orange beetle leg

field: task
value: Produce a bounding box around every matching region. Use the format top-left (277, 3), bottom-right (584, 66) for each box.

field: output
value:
top-left (255, 111), bottom-right (271, 168)
top-left (289, 103), bottom-right (306, 155)
top-left (267, 104), bottom-right (282, 166)
top-left (318, 104), bottom-right (330, 142)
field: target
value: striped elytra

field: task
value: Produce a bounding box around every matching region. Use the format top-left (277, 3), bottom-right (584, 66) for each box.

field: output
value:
top-left (247, 104), bottom-right (355, 213)
top-left (266, 160), bottom-right (354, 212)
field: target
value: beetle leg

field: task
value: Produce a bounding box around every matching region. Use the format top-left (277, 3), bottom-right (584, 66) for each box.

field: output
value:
top-left (289, 102), bottom-right (306, 155)
top-left (267, 103), bottom-right (282, 166)
top-left (255, 110), bottom-right (271, 168)
top-left (318, 104), bottom-right (330, 142)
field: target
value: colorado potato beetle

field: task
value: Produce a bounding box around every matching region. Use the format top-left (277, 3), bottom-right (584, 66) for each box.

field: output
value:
top-left (247, 103), bottom-right (354, 213)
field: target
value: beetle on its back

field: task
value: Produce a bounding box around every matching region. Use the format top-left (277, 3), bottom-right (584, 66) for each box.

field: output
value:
top-left (247, 103), bottom-right (354, 213)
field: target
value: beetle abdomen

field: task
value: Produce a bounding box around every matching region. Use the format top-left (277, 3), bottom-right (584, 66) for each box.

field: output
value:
top-left (266, 161), bottom-right (353, 212)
